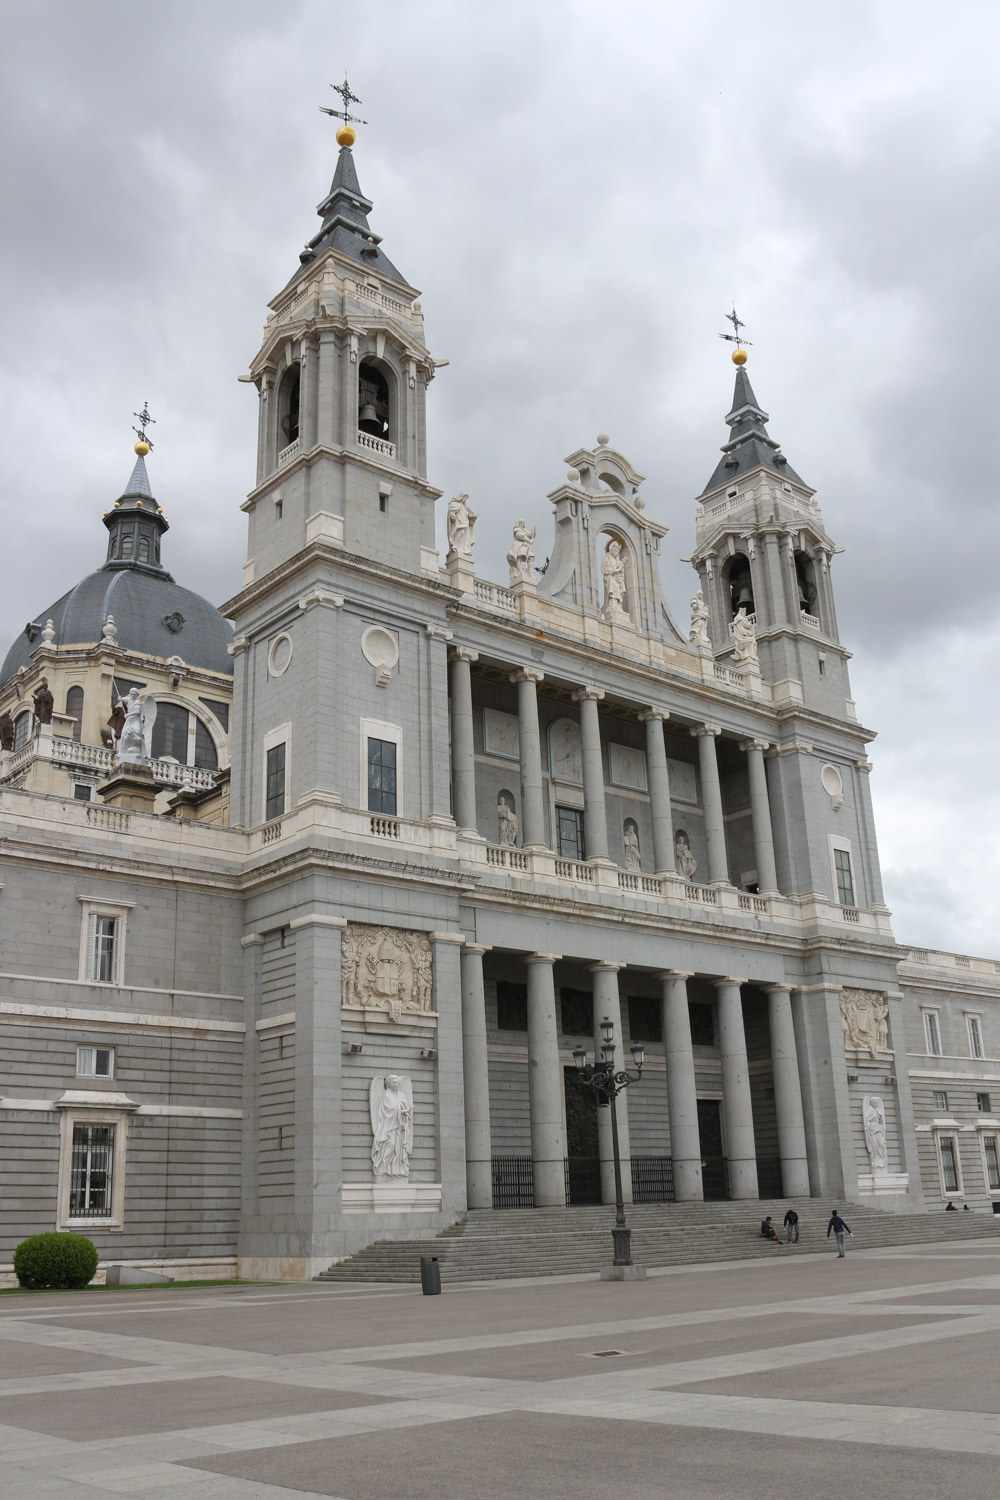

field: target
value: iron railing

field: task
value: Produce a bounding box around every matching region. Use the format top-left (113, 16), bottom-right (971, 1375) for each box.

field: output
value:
top-left (564, 1156), bottom-right (602, 1206)
top-left (755, 1156), bottom-right (785, 1198)
top-left (630, 1156), bottom-right (674, 1203)
top-left (701, 1155), bottom-right (730, 1201)
top-left (491, 1155), bottom-right (534, 1209)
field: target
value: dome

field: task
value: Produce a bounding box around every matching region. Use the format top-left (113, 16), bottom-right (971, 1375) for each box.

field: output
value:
top-left (1, 567), bottom-right (233, 685)
top-left (0, 447), bottom-right (233, 687)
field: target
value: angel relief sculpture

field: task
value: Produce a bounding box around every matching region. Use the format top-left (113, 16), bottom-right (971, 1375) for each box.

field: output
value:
top-left (341, 924), bottom-right (434, 1023)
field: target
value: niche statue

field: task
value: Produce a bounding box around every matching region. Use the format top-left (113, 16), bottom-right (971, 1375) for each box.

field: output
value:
top-left (370, 1074), bottom-right (413, 1182)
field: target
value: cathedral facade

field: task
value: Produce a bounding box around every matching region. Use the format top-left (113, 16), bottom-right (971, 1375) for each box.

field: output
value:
top-left (1, 130), bottom-right (998, 1282)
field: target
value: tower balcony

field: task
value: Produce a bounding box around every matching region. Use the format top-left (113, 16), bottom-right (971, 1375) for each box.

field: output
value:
top-left (357, 429), bottom-right (396, 461)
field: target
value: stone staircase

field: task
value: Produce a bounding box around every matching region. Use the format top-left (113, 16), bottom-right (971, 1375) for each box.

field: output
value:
top-left (315, 1199), bottom-right (1000, 1284)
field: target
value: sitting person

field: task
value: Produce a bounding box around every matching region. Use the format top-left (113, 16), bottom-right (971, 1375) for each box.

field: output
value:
top-left (760, 1215), bottom-right (782, 1243)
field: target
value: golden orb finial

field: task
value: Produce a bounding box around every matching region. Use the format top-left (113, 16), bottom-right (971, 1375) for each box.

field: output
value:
top-left (336, 124), bottom-right (356, 148)
top-left (732, 347), bottom-right (748, 366)
top-left (134, 439), bottom-right (150, 456)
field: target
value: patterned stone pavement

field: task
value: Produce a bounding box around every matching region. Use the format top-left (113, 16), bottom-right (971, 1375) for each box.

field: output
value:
top-left (1, 1239), bottom-right (999, 1499)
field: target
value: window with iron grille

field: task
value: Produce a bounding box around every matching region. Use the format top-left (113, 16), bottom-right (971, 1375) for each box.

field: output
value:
top-left (496, 980), bottom-right (528, 1032)
top-left (939, 1136), bottom-right (960, 1194)
top-left (367, 737), bottom-right (397, 815)
top-left (627, 996), bottom-right (662, 1044)
top-left (977, 1092), bottom-right (992, 1113)
top-left (984, 1136), bottom-right (1000, 1192)
top-left (69, 1124), bottom-right (115, 1218)
top-left (834, 847), bottom-right (855, 906)
top-left (555, 805), bottom-right (585, 860)
top-left (559, 988), bottom-right (593, 1037)
top-left (265, 743), bottom-right (286, 820)
top-left (87, 916), bottom-right (120, 984)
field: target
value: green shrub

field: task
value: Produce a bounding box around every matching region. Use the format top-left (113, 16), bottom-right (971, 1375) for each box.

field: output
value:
top-left (13, 1233), bottom-right (98, 1290)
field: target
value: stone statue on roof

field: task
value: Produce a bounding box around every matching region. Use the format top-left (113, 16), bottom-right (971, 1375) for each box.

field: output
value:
top-left (115, 687), bottom-right (157, 767)
top-left (446, 493), bottom-right (476, 558)
top-left (507, 519), bottom-right (536, 585)
top-left (32, 680), bottom-right (54, 725)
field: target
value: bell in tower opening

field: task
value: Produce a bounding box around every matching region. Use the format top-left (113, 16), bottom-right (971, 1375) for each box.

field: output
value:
top-left (795, 552), bottom-right (817, 616)
top-left (726, 554), bottom-right (754, 619)
top-left (278, 364), bottom-right (300, 447)
top-left (358, 363), bottom-right (390, 439)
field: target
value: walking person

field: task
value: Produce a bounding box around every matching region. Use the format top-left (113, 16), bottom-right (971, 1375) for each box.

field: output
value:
top-left (827, 1208), bottom-right (852, 1257)
top-left (783, 1207), bottom-right (799, 1244)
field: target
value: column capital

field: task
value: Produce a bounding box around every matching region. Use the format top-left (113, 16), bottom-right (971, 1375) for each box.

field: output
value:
top-left (525, 951), bottom-right (561, 965)
top-left (511, 666), bottom-right (544, 684)
top-left (426, 624), bottom-right (453, 643)
top-left (691, 723), bottom-right (721, 739)
top-left (461, 942), bottom-right (491, 955)
top-left (658, 969), bottom-right (693, 982)
top-left (712, 975), bottom-right (748, 989)
top-left (588, 959), bottom-right (625, 972)
top-left (760, 981), bottom-right (792, 995)
top-left (572, 685), bottom-right (605, 703)
top-left (739, 738), bottom-right (770, 753)
top-left (638, 707), bottom-right (670, 724)
top-left (449, 645), bottom-right (479, 664)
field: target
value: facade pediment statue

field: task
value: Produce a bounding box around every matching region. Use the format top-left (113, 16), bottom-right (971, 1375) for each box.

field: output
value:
top-left (731, 606), bottom-right (758, 665)
top-left (689, 590), bottom-right (711, 652)
top-left (446, 492), bottom-right (476, 558)
top-left (341, 924), bottom-right (434, 1023)
top-left (506, 519), bottom-right (536, 585)
top-left (601, 539), bottom-right (627, 620)
top-left (840, 988), bottom-right (890, 1058)
top-left (370, 1073), bottom-right (413, 1181)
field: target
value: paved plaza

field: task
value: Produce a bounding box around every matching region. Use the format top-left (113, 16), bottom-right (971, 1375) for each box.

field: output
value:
top-left (2, 1240), bottom-right (1000, 1498)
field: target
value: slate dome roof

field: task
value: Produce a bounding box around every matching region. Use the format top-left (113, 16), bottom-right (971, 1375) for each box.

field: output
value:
top-left (1, 450), bottom-right (233, 686)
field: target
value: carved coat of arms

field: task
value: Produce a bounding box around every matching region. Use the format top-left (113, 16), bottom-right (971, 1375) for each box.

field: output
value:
top-left (840, 988), bottom-right (890, 1058)
top-left (341, 924), bottom-right (433, 1023)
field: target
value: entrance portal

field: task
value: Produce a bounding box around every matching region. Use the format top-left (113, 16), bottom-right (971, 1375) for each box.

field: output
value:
top-left (564, 1067), bottom-right (601, 1205)
top-left (698, 1097), bottom-right (729, 1200)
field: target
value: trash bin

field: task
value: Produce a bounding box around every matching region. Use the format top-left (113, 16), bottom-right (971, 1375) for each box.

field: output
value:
top-left (420, 1255), bottom-right (441, 1295)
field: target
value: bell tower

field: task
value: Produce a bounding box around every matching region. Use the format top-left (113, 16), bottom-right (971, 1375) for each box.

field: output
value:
top-left (690, 346), bottom-right (850, 717)
top-left (241, 116), bottom-right (442, 586)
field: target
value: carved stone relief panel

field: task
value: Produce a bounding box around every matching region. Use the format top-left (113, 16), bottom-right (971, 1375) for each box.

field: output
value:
top-left (548, 717), bottom-right (583, 784)
top-left (840, 988), bottom-right (890, 1058)
top-left (609, 742), bottom-right (647, 791)
top-left (483, 708), bottom-right (520, 761)
top-left (666, 758), bottom-right (698, 804)
top-left (341, 925), bottom-right (434, 1023)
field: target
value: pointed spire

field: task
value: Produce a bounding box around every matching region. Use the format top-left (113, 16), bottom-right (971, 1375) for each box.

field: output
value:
top-left (700, 360), bottom-right (804, 496)
top-left (101, 427), bottom-right (171, 577)
top-left (121, 452), bottom-right (153, 500)
top-left (295, 138), bottom-right (408, 286)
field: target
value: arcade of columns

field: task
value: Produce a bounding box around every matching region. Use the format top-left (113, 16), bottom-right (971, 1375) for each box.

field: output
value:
top-left (449, 650), bottom-right (810, 1209)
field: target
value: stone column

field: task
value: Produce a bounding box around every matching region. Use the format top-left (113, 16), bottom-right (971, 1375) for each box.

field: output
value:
top-left (290, 912), bottom-right (346, 1269)
top-left (460, 944), bottom-right (492, 1209)
top-left (299, 336), bottom-right (316, 451)
top-left (449, 647), bottom-right (479, 835)
top-left (575, 687), bottom-right (609, 863)
top-left (743, 739), bottom-right (779, 895)
top-left (764, 984), bottom-right (809, 1197)
top-left (640, 710), bottom-right (675, 875)
top-left (317, 330), bottom-right (339, 449)
top-left (525, 953), bottom-right (566, 1206)
top-left (426, 627), bottom-right (454, 824)
top-left (512, 668), bottom-right (546, 849)
top-left (692, 725), bottom-right (729, 885)
top-left (590, 962), bottom-right (631, 1204)
top-left (659, 970), bottom-right (703, 1201)
top-left (430, 931), bottom-right (467, 1219)
top-left (713, 977), bottom-right (758, 1199)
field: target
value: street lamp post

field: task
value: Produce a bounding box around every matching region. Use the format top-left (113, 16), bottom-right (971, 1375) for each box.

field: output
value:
top-left (573, 1016), bottom-right (645, 1272)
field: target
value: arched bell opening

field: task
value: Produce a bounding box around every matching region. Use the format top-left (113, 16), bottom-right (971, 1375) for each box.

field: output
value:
top-left (724, 553), bottom-right (755, 619)
top-left (358, 362), bottom-right (391, 440)
top-left (65, 686), bottom-right (84, 743)
top-left (795, 551), bottom-right (818, 618)
top-left (277, 363), bottom-right (301, 449)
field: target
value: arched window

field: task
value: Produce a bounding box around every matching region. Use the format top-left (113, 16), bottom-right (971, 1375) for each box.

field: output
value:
top-left (149, 701), bottom-right (219, 771)
top-left (278, 363), bottom-right (300, 447)
top-left (65, 686), bottom-right (84, 743)
top-left (12, 711), bottom-right (31, 750)
top-left (358, 363), bottom-right (390, 439)
top-left (120, 530), bottom-right (134, 559)
top-left (725, 554), bottom-right (754, 618)
top-left (795, 551), bottom-right (817, 617)
top-left (137, 535), bottom-right (150, 563)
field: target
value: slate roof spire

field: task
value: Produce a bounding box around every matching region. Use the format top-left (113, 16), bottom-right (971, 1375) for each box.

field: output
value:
top-left (101, 435), bottom-right (171, 578)
top-left (700, 360), bottom-right (804, 496)
top-left (296, 135), bottom-right (407, 285)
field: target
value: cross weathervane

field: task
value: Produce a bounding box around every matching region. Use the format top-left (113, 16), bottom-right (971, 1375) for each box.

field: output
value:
top-left (319, 73), bottom-right (367, 126)
top-left (718, 306), bottom-right (752, 351)
top-left (132, 401), bottom-right (155, 450)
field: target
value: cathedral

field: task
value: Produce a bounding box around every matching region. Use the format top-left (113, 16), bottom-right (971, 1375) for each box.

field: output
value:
top-left (1, 120), bottom-right (998, 1283)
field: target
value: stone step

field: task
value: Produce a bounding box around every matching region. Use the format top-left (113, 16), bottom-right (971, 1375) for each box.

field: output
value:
top-left (316, 1202), bottom-right (999, 1283)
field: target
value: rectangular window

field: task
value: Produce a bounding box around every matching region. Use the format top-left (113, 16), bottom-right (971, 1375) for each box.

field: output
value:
top-left (496, 980), bottom-right (528, 1032)
top-left (939, 1136), bottom-right (960, 1194)
top-left (559, 988), bottom-right (593, 1037)
top-left (265, 743), bottom-right (286, 821)
top-left (76, 1047), bottom-right (114, 1078)
top-left (69, 1124), bottom-right (115, 1218)
top-left (88, 916), bottom-right (120, 985)
top-left (984, 1137), bottom-right (1000, 1192)
top-left (367, 737), bottom-right (397, 815)
top-left (933, 1090), bottom-right (948, 1112)
top-left (73, 783), bottom-right (93, 802)
top-left (968, 1015), bottom-right (984, 1059)
top-left (834, 847), bottom-right (855, 906)
top-left (977, 1092), bottom-right (992, 1113)
top-left (556, 805), bottom-right (586, 861)
top-left (627, 996), bottom-right (662, 1044)
top-left (924, 1011), bottom-right (942, 1056)
top-left (689, 1002), bottom-right (715, 1047)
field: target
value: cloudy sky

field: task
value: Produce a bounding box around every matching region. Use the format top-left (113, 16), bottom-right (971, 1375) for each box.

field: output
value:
top-left (2, 1), bottom-right (997, 956)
